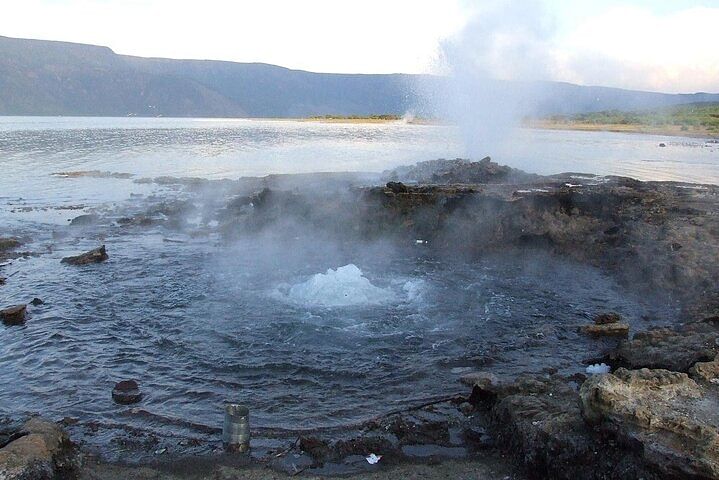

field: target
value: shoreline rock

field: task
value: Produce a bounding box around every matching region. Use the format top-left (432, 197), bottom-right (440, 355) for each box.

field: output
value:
top-left (580, 368), bottom-right (719, 478)
top-left (0, 417), bottom-right (78, 480)
top-left (61, 245), bottom-right (109, 265)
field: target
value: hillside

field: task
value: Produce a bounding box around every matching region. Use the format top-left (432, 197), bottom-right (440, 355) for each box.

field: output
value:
top-left (1, 35), bottom-right (719, 118)
top-left (533, 103), bottom-right (719, 138)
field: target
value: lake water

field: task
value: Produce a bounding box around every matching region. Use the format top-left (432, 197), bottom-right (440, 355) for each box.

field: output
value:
top-left (1, 117), bottom-right (718, 208)
top-left (0, 116), bottom-right (709, 457)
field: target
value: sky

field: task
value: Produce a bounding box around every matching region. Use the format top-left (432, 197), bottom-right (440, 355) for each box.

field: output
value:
top-left (0, 0), bottom-right (717, 93)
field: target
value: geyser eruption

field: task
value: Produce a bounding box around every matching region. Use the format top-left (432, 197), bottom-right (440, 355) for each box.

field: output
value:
top-left (425, 0), bottom-right (556, 159)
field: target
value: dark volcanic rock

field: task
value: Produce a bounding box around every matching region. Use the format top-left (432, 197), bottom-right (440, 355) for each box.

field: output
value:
top-left (594, 312), bottom-right (622, 325)
top-left (490, 376), bottom-right (597, 479)
top-left (1, 304), bottom-right (27, 326)
top-left (388, 157), bottom-right (540, 185)
top-left (29, 298), bottom-right (44, 306)
top-left (386, 181), bottom-right (410, 194)
top-left (487, 375), bottom-right (657, 480)
top-left (61, 245), bottom-right (108, 265)
top-left (112, 380), bottom-right (142, 405)
top-left (298, 436), bottom-right (331, 464)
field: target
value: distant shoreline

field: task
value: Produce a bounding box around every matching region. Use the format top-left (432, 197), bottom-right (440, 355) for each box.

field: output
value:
top-left (2, 114), bottom-right (718, 139)
top-left (527, 119), bottom-right (719, 139)
top-left (301, 116), bottom-right (438, 125)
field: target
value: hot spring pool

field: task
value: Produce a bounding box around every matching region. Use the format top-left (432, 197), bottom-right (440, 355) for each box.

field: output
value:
top-left (0, 221), bottom-right (676, 452)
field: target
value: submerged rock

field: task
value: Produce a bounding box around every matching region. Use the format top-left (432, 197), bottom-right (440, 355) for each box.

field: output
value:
top-left (116, 215), bottom-right (155, 227)
top-left (0, 238), bottom-right (22, 252)
top-left (112, 380), bottom-right (142, 405)
top-left (1, 305), bottom-right (27, 326)
top-left (69, 214), bottom-right (100, 226)
top-left (0, 417), bottom-right (78, 480)
top-left (61, 245), bottom-right (108, 265)
top-left (580, 367), bottom-right (719, 478)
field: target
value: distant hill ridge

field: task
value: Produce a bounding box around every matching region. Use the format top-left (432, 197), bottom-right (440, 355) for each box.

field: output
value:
top-left (1, 35), bottom-right (718, 118)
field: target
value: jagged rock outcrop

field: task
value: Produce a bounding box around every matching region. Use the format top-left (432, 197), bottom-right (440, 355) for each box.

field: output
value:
top-left (387, 157), bottom-right (541, 185)
top-left (580, 368), bottom-right (719, 479)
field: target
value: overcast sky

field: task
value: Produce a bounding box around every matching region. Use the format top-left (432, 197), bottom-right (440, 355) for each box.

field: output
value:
top-left (1, 0), bottom-right (717, 93)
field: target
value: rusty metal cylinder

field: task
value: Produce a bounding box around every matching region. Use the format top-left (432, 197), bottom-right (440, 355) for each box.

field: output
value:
top-left (222, 404), bottom-right (250, 452)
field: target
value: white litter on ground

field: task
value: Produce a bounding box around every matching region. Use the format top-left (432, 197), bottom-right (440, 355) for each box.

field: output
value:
top-left (366, 453), bottom-right (382, 464)
top-left (586, 363), bottom-right (611, 374)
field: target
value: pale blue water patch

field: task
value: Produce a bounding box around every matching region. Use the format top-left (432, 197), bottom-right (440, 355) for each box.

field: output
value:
top-left (498, 128), bottom-right (719, 184)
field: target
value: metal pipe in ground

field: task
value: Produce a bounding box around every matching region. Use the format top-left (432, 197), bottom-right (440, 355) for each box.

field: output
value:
top-left (223, 404), bottom-right (250, 452)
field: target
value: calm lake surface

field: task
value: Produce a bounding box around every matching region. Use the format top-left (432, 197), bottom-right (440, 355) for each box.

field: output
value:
top-left (0, 116), bottom-right (710, 457)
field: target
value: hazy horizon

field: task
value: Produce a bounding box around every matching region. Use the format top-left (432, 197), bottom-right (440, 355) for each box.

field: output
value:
top-left (1, 0), bottom-right (718, 94)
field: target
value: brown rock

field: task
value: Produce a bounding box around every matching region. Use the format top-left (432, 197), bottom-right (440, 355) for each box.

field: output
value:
top-left (61, 245), bottom-right (108, 265)
top-left (1, 305), bottom-right (27, 326)
top-left (689, 354), bottom-right (719, 383)
top-left (0, 417), bottom-right (77, 480)
top-left (580, 367), bottom-right (719, 478)
top-left (580, 322), bottom-right (629, 337)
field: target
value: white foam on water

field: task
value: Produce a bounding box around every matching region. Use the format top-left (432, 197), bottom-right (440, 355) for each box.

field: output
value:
top-left (402, 279), bottom-right (426, 303)
top-left (586, 363), bottom-right (611, 375)
top-left (284, 264), bottom-right (395, 307)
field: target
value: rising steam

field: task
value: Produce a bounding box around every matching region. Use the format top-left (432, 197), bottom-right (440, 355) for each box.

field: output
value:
top-left (421, 0), bottom-right (557, 159)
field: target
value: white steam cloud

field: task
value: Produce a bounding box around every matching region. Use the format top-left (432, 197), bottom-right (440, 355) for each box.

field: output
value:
top-left (427, 0), bottom-right (556, 158)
